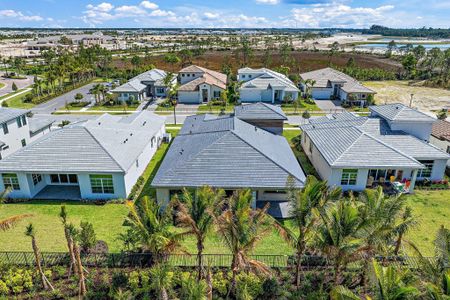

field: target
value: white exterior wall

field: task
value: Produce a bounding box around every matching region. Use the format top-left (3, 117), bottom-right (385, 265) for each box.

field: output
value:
top-left (301, 132), bottom-right (333, 181)
top-left (328, 168), bottom-right (369, 191)
top-left (124, 125), bottom-right (165, 196)
top-left (78, 173), bottom-right (126, 199)
top-left (0, 114), bottom-right (31, 158)
top-left (116, 92), bottom-right (142, 102)
top-left (178, 91), bottom-right (200, 104)
top-left (311, 88), bottom-right (333, 100)
top-left (429, 136), bottom-right (450, 167)
top-left (429, 159), bottom-right (448, 180)
top-left (388, 121), bottom-right (434, 141)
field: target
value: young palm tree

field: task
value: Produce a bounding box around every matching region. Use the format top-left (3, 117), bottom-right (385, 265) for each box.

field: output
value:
top-left (214, 189), bottom-right (273, 298)
top-left (25, 223), bottom-right (54, 291)
top-left (174, 186), bottom-right (225, 279)
top-left (68, 224), bottom-right (87, 297)
top-left (150, 264), bottom-right (173, 300)
top-left (276, 175), bottom-right (341, 287)
top-left (59, 206), bottom-right (77, 276)
top-left (330, 260), bottom-right (418, 300)
top-left (392, 206), bottom-right (416, 256)
top-left (126, 197), bottom-right (184, 264)
top-left (0, 189), bottom-right (32, 232)
top-left (315, 198), bottom-right (362, 284)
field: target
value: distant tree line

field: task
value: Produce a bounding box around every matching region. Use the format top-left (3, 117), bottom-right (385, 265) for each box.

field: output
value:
top-left (363, 25), bottom-right (450, 39)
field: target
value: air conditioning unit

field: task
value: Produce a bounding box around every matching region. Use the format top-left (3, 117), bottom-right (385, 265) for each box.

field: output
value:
top-left (162, 133), bottom-right (172, 143)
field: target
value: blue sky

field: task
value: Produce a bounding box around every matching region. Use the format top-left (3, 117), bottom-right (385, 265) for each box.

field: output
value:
top-left (0, 0), bottom-right (449, 28)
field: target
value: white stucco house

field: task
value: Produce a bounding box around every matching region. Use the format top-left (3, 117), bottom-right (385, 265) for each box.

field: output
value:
top-left (111, 69), bottom-right (174, 102)
top-left (0, 111), bottom-right (166, 200)
top-left (0, 108), bottom-right (53, 160)
top-left (300, 104), bottom-right (449, 192)
top-left (300, 67), bottom-right (375, 105)
top-left (177, 65), bottom-right (227, 104)
top-left (238, 68), bottom-right (299, 103)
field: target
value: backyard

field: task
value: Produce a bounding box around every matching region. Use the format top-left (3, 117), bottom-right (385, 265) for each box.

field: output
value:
top-left (0, 127), bottom-right (447, 256)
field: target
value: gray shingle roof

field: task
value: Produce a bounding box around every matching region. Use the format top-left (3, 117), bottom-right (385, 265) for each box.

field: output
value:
top-left (152, 116), bottom-right (305, 189)
top-left (28, 116), bottom-right (55, 134)
top-left (301, 112), bottom-right (449, 169)
top-left (369, 103), bottom-right (436, 122)
top-left (0, 111), bottom-right (165, 173)
top-left (234, 102), bottom-right (287, 120)
top-left (0, 108), bottom-right (29, 125)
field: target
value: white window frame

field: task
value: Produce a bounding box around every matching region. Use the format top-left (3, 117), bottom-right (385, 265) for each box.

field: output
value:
top-left (2, 173), bottom-right (20, 190)
top-left (90, 174), bottom-right (114, 194)
top-left (32, 174), bottom-right (42, 186)
top-left (417, 160), bottom-right (434, 178)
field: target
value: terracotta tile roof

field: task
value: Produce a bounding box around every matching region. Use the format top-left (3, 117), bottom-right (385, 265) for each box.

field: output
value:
top-left (179, 65), bottom-right (227, 91)
top-left (432, 120), bottom-right (450, 142)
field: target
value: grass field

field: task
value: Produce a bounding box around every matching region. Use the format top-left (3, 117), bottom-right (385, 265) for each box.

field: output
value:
top-left (88, 104), bottom-right (138, 112)
top-left (2, 90), bottom-right (34, 109)
top-left (363, 80), bottom-right (450, 113)
top-left (0, 83), bottom-right (5, 89)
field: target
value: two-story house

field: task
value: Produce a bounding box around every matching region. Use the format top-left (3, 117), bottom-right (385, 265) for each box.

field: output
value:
top-left (177, 65), bottom-right (227, 104)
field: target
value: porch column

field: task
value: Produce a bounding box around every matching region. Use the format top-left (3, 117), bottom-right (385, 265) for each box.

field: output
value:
top-left (409, 169), bottom-right (418, 193)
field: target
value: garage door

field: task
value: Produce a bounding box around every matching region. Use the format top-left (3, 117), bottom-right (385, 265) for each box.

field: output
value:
top-left (312, 89), bottom-right (332, 100)
top-left (240, 89), bottom-right (261, 102)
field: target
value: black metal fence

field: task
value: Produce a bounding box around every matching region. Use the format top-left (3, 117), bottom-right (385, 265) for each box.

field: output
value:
top-left (0, 251), bottom-right (444, 271)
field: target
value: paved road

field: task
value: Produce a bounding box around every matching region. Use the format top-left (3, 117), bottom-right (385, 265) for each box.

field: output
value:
top-left (31, 83), bottom-right (98, 114)
top-left (0, 75), bottom-right (34, 97)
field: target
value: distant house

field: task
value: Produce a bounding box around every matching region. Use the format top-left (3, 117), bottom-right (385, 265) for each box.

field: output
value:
top-left (300, 104), bottom-right (449, 192)
top-left (299, 67), bottom-right (375, 105)
top-left (177, 65), bottom-right (227, 104)
top-left (430, 120), bottom-right (450, 166)
top-left (152, 113), bottom-right (305, 218)
top-left (0, 111), bottom-right (165, 200)
top-left (238, 68), bottom-right (299, 103)
top-left (234, 102), bottom-right (287, 135)
top-left (111, 69), bottom-right (174, 102)
top-left (0, 108), bottom-right (53, 160)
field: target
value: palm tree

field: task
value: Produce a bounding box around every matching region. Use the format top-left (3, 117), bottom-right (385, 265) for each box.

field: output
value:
top-left (150, 264), bottom-right (173, 300)
top-left (214, 189), bottom-right (273, 298)
top-left (59, 206), bottom-right (77, 276)
top-left (125, 197), bottom-right (184, 263)
top-left (0, 189), bottom-right (31, 231)
top-left (392, 206), bottom-right (416, 256)
top-left (25, 223), bottom-right (54, 291)
top-left (174, 186), bottom-right (225, 279)
top-left (315, 198), bottom-right (362, 284)
top-left (330, 260), bottom-right (418, 300)
top-left (68, 223), bottom-right (87, 297)
top-left (276, 176), bottom-right (341, 287)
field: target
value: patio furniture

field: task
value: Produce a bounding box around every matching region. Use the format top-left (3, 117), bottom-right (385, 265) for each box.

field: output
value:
top-left (379, 177), bottom-right (385, 184)
top-left (367, 176), bottom-right (374, 187)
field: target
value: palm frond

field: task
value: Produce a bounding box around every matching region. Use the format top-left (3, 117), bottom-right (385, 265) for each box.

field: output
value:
top-left (0, 214), bottom-right (32, 231)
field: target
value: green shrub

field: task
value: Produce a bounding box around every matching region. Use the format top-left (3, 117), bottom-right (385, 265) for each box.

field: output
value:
top-left (0, 280), bottom-right (8, 295)
top-left (111, 271), bottom-right (129, 291)
top-left (236, 272), bottom-right (263, 299)
top-left (212, 271), bottom-right (229, 297)
top-left (79, 221), bottom-right (97, 253)
top-left (128, 271), bottom-right (140, 291)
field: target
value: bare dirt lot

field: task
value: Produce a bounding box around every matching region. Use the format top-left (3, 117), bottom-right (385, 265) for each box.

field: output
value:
top-left (113, 50), bottom-right (400, 74)
top-left (364, 80), bottom-right (450, 113)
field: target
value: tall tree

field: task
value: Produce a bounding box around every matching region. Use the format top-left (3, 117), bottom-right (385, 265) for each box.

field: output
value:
top-left (214, 189), bottom-right (273, 298)
top-left (59, 206), bottom-right (78, 276)
top-left (276, 176), bottom-right (341, 287)
top-left (174, 186), bottom-right (225, 279)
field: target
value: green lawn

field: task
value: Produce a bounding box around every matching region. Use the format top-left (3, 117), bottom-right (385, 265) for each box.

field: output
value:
top-left (405, 190), bottom-right (450, 256)
top-left (281, 102), bottom-right (321, 113)
top-left (0, 83), bottom-right (5, 89)
top-left (2, 90), bottom-right (34, 109)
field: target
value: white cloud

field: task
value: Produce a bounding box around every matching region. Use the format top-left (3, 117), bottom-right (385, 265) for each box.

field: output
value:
top-left (0, 9), bottom-right (43, 22)
top-left (140, 1), bottom-right (158, 10)
top-left (285, 2), bottom-right (395, 28)
top-left (86, 2), bottom-right (114, 12)
top-left (150, 9), bottom-right (175, 17)
top-left (203, 12), bottom-right (219, 19)
top-left (256, 0), bottom-right (280, 4)
top-left (115, 5), bottom-right (147, 15)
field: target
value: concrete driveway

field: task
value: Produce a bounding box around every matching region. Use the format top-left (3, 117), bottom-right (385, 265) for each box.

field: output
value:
top-left (314, 99), bottom-right (344, 112)
top-left (0, 74), bottom-right (34, 96)
top-left (31, 83), bottom-right (99, 114)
